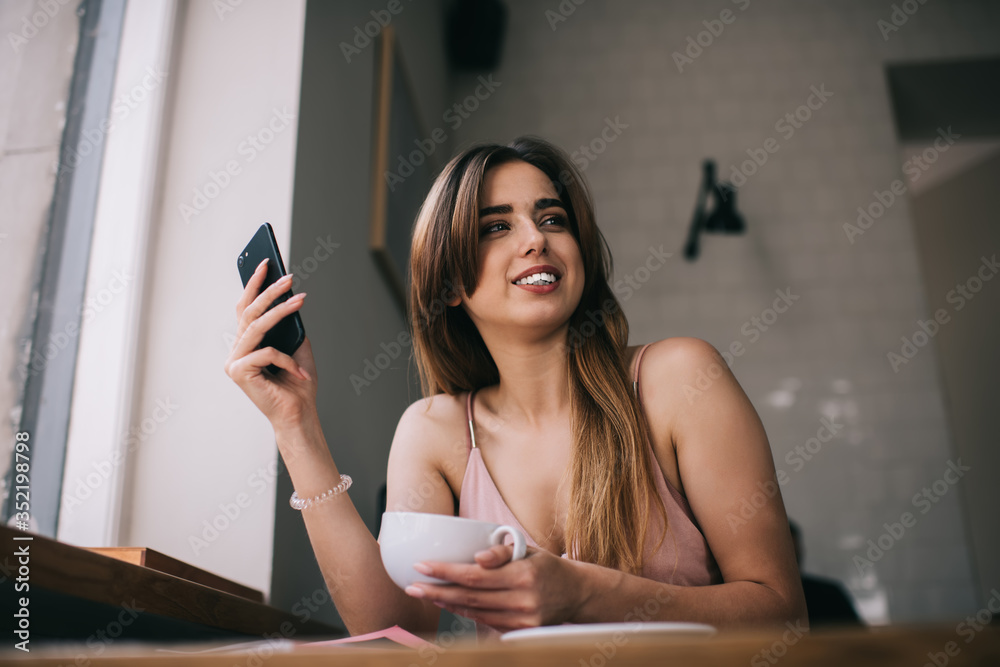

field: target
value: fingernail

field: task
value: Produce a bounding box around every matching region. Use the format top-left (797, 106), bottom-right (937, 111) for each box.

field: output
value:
top-left (475, 550), bottom-right (492, 560)
top-left (257, 258), bottom-right (269, 270)
top-left (290, 292), bottom-right (306, 302)
top-left (279, 274), bottom-right (292, 283)
top-left (298, 367), bottom-right (310, 381)
top-left (405, 585), bottom-right (424, 598)
top-left (413, 562), bottom-right (433, 575)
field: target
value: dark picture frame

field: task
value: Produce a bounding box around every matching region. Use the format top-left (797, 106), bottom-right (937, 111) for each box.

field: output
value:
top-left (370, 26), bottom-right (435, 313)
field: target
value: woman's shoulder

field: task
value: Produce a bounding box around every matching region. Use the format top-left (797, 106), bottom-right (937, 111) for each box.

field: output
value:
top-left (632, 336), bottom-right (726, 379)
top-left (392, 392), bottom-right (471, 457)
top-left (387, 393), bottom-right (472, 485)
top-left (632, 337), bottom-right (732, 407)
top-left (397, 392), bottom-right (469, 434)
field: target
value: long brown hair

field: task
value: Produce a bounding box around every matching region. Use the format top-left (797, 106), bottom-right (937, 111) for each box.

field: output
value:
top-left (408, 136), bottom-right (668, 575)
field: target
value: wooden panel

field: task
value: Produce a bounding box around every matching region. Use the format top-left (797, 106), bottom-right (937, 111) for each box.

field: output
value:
top-left (85, 547), bottom-right (264, 603)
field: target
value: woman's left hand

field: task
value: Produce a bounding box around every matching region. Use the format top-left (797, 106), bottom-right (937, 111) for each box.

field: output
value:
top-left (403, 545), bottom-right (585, 631)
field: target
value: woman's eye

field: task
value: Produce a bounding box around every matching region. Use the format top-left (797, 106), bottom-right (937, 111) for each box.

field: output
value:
top-left (482, 222), bottom-right (508, 234)
top-left (542, 215), bottom-right (566, 227)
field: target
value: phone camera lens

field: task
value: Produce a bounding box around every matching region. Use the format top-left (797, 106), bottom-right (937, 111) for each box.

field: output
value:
top-left (237, 256), bottom-right (244, 268)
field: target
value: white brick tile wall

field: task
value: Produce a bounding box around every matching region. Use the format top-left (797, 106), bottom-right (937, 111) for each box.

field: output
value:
top-left (451, 0), bottom-right (998, 623)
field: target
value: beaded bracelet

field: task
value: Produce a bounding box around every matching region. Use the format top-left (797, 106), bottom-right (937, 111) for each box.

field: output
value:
top-left (289, 474), bottom-right (352, 511)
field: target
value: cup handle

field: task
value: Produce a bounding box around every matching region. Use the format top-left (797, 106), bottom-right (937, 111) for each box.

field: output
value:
top-left (489, 525), bottom-right (527, 561)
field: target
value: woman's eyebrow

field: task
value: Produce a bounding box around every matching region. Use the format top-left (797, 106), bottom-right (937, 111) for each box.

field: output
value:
top-left (478, 198), bottom-right (565, 217)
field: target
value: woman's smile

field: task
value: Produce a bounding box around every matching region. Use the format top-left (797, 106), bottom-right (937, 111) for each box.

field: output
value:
top-left (512, 264), bottom-right (563, 293)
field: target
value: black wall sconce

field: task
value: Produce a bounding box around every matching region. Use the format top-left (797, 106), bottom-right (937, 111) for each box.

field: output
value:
top-left (683, 159), bottom-right (746, 261)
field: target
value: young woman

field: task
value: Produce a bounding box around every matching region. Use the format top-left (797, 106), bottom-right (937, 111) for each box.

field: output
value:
top-left (225, 137), bottom-right (807, 639)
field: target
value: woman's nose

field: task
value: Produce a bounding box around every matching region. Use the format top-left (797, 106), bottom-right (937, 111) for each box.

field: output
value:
top-left (518, 220), bottom-right (547, 256)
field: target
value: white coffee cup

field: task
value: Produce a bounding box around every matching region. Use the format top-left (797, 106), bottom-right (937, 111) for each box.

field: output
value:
top-left (379, 511), bottom-right (528, 589)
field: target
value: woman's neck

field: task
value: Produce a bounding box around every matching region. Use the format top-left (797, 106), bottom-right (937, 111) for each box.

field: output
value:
top-left (479, 334), bottom-right (572, 429)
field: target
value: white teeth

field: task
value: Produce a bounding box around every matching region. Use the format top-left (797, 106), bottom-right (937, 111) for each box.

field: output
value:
top-left (515, 272), bottom-right (558, 286)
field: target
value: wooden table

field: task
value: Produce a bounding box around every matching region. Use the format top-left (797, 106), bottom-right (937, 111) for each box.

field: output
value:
top-left (0, 525), bottom-right (343, 642)
top-left (3, 526), bottom-right (998, 665)
top-left (2, 624), bottom-right (999, 665)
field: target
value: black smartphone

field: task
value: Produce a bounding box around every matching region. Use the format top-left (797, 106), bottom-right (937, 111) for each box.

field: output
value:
top-left (237, 223), bottom-right (305, 365)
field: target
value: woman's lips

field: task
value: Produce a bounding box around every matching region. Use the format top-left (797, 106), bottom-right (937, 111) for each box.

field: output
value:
top-left (514, 280), bottom-right (559, 294)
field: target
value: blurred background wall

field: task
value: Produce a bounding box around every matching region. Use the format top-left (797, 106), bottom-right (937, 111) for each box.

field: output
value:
top-left (441, 0), bottom-right (1000, 624)
top-left (2, 0), bottom-right (998, 633)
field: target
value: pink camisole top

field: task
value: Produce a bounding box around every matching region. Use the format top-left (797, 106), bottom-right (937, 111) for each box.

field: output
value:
top-left (457, 343), bottom-right (722, 639)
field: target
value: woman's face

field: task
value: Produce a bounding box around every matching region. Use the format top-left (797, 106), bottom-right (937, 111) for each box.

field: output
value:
top-left (453, 159), bottom-right (585, 339)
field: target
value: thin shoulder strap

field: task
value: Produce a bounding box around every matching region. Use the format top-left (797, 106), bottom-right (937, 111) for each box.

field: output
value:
top-left (633, 343), bottom-right (653, 399)
top-left (466, 389), bottom-right (478, 450)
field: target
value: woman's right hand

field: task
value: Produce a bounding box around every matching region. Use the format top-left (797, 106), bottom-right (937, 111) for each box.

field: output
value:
top-left (224, 258), bottom-right (317, 434)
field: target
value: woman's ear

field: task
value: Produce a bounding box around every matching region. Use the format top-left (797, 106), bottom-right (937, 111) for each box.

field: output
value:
top-left (444, 279), bottom-right (463, 307)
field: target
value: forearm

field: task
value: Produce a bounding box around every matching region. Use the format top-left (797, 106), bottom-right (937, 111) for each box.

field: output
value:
top-left (569, 560), bottom-right (807, 630)
top-left (274, 415), bottom-right (439, 637)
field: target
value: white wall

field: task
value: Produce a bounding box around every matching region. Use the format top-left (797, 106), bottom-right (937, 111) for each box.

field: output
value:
top-left (113, 0), bottom-right (306, 594)
top-left (450, 0), bottom-right (1000, 623)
